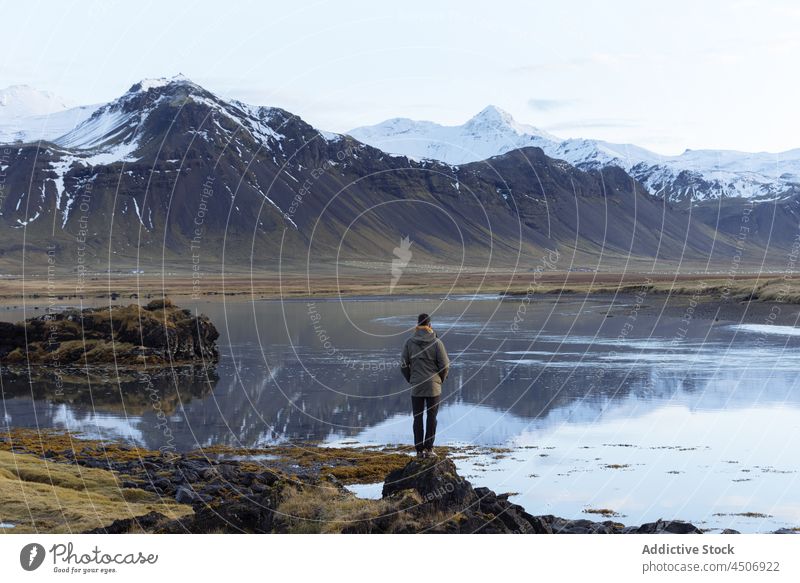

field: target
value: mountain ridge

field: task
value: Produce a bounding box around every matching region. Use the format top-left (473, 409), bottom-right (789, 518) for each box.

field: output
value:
top-left (4, 81), bottom-right (799, 205)
top-left (0, 77), bottom-right (778, 275)
top-left (349, 107), bottom-right (800, 203)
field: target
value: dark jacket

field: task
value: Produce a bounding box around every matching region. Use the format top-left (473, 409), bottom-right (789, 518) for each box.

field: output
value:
top-left (401, 328), bottom-right (450, 397)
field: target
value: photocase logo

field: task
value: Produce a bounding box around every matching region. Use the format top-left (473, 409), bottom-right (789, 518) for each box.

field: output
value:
top-left (390, 236), bottom-right (413, 293)
top-left (20, 543), bottom-right (46, 571)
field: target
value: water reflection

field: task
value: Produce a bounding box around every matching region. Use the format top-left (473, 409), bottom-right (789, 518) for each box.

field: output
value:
top-left (3, 296), bottom-right (800, 450)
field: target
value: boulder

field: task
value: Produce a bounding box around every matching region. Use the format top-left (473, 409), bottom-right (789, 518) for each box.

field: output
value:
top-left (175, 485), bottom-right (211, 505)
top-left (474, 487), bottom-right (552, 534)
top-left (381, 458), bottom-right (551, 533)
top-left (383, 457), bottom-right (477, 511)
top-left (627, 519), bottom-right (702, 534)
top-left (544, 516), bottom-right (622, 534)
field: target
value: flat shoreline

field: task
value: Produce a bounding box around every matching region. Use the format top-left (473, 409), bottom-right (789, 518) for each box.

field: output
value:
top-left (1, 271), bottom-right (798, 305)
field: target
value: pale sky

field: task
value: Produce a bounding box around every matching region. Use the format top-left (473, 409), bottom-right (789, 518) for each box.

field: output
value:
top-left (1, 0), bottom-right (799, 155)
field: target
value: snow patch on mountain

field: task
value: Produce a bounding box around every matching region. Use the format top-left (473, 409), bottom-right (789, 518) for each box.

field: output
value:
top-left (226, 100), bottom-right (285, 143)
top-left (16, 210), bottom-right (40, 227)
top-left (57, 108), bottom-right (140, 150)
top-left (45, 100), bottom-right (146, 227)
top-left (128, 74), bottom-right (194, 94)
top-left (319, 129), bottom-right (342, 142)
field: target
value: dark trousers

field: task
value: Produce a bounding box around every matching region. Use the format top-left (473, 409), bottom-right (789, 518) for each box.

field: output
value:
top-left (411, 395), bottom-right (440, 452)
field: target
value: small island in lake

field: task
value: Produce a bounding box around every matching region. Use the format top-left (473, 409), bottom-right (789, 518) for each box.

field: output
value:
top-left (0, 298), bottom-right (219, 368)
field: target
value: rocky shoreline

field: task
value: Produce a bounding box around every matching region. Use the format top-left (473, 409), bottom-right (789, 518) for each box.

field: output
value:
top-left (1, 429), bottom-right (772, 534)
top-left (0, 298), bottom-right (219, 368)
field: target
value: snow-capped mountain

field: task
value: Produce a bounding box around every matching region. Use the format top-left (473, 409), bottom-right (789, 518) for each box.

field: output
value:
top-left (6, 82), bottom-right (798, 204)
top-left (348, 105), bottom-right (558, 166)
top-left (349, 108), bottom-right (800, 203)
top-left (2, 75), bottom-right (734, 271)
top-left (6, 75), bottom-right (341, 232)
top-left (0, 85), bottom-right (73, 117)
top-left (0, 84), bottom-right (99, 144)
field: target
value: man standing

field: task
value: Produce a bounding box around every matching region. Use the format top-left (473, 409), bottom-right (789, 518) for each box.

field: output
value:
top-left (401, 313), bottom-right (450, 458)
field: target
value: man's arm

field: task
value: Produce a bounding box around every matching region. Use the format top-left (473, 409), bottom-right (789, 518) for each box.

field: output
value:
top-left (401, 341), bottom-right (411, 383)
top-left (436, 340), bottom-right (450, 383)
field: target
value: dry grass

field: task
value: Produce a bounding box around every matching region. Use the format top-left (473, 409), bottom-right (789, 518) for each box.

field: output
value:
top-left (275, 484), bottom-right (452, 534)
top-left (3, 270), bottom-right (799, 304)
top-left (0, 450), bottom-right (192, 534)
top-left (276, 484), bottom-right (392, 533)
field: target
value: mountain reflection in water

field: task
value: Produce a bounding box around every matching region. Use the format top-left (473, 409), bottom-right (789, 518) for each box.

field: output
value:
top-left (2, 296), bottom-right (798, 450)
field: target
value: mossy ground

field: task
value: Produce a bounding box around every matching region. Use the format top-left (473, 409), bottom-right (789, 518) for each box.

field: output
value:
top-left (202, 443), bottom-right (415, 484)
top-left (1, 429), bottom-right (518, 488)
top-left (0, 428), bottom-right (159, 463)
top-left (0, 450), bottom-right (191, 534)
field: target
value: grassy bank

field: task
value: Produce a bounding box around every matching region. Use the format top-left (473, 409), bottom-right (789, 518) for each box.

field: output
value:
top-left (1, 270), bottom-right (798, 305)
top-left (0, 449), bottom-right (191, 534)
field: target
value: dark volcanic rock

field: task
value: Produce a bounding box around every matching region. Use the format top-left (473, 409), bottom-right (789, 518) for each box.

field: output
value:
top-left (84, 511), bottom-right (172, 534)
top-left (0, 298), bottom-right (218, 367)
top-left (383, 457), bottom-right (477, 510)
top-left (156, 480), bottom-right (288, 534)
top-left (175, 485), bottom-right (212, 505)
top-left (380, 458), bottom-right (552, 533)
top-left (624, 519), bottom-right (703, 534)
top-left (474, 487), bottom-right (552, 534)
top-left (198, 499), bottom-right (277, 533)
top-left (542, 515), bottom-right (623, 534)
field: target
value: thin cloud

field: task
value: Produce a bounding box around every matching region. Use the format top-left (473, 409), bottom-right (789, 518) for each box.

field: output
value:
top-left (528, 98), bottom-right (576, 111)
top-left (511, 57), bottom-right (594, 73)
top-left (545, 118), bottom-right (640, 131)
top-left (512, 52), bottom-right (643, 74)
